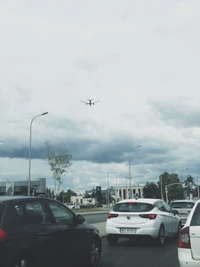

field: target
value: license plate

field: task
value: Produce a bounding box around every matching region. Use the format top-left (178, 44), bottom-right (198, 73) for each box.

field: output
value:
top-left (120, 228), bottom-right (137, 234)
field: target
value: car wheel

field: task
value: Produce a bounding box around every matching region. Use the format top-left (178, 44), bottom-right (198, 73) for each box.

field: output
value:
top-left (156, 225), bottom-right (165, 246)
top-left (87, 240), bottom-right (101, 267)
top-left (107, 234), bottom-right (119, 245)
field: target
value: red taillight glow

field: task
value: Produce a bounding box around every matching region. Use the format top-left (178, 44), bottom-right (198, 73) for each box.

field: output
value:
top-left (178, 226), bottom-right (191, 248)
top-left (128, 202), bottom-right (136, 204)
top-left (0, 228), bottom-right (7, 242)
top-left (139, 214), bottom-right (157, 220)
top-left (107, 213), bottom-right (119, 219)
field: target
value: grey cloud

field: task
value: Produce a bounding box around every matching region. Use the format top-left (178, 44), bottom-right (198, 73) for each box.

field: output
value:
top-left (148, 98), bottom-right (200, 127)
top-left (0, 134), bottom-right (170, 167)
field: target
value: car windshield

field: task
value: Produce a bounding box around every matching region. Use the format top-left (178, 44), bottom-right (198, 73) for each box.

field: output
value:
top-left (113, 202), bottom-right (154, 212)
top-left (170, 202), bottom-right (195, 209)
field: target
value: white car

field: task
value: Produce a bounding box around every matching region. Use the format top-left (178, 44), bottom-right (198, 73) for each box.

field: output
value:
top-left (106, 198), bottom-right (182, 246)
top-left (170, 200), bottom-right (196, 226)
top-left (178, 199), bottom-right (200, 266)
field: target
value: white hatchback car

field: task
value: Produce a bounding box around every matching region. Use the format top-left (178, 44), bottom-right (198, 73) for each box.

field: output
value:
top-left (178, 199), bottom-right (200, 266)
top-left (106, 198), bottom-right (182, 246)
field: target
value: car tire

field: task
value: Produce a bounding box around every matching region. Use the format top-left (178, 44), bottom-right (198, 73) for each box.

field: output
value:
top-left (107, 234), bottom-right (119, 245)
top-left (156, 225), bottom-right (165, 246)
top-left (86, 239), bottom-right (101, 267)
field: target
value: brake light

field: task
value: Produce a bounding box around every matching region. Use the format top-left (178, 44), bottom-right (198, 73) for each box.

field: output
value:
top-left (128, 202), bottom-right (136, 204)
top-left (139, 214), bottom-right (157, 220)
top-left (178, 226), bottom-right (191, 248)
top-left (107, 213), bottom-right (118, 219)
top-left (0, 228), bottom-right (7, 242)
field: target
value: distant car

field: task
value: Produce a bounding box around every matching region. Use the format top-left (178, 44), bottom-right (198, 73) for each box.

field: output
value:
top-left (178, 199), bottom-right (200, 266)
top-left (170, 200), bottom-right (196, 226)
top-left (106, 198), bottom-right (182, 246)
top-left (0, 196), bottom-right (102, 267)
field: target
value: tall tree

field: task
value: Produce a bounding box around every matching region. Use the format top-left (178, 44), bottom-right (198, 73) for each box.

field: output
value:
top-left (143, 182), bottom-right (160, 198)
top-left (65, 189), bottom-right (77, 203)
top-left (43, 141), bottom-right (72, 198)
top-left (158, 172), bottom-right (184, 201)
top-left (184, 175), bottom-right (195, 198)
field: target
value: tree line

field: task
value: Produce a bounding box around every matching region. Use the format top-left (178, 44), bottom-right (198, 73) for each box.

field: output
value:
top-left (143, 172), bottom-right (198, 201)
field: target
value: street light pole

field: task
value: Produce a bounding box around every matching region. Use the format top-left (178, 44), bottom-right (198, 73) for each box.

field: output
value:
top-left (181, 168), bottom-right (189, 182)
top-left (129, 145), bottom-right (141, 199)
top-left (107, 169), bottom-right (113, 207)
top-left (28, 112), bottom-right (48, 196)
top-left (115, 174), bottom-right (122, 202)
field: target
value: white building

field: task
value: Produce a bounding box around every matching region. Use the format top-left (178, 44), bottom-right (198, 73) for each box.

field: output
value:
top-left (115, 185), bottom-right (144, 201)
top-left (70, 196), bottom-right (96, 205)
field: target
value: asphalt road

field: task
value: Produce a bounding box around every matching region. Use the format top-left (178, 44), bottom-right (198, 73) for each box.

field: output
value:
top-left (99, 237), bottom-right (179, 267)
top-left (83, 213), bottom-right (107, 224)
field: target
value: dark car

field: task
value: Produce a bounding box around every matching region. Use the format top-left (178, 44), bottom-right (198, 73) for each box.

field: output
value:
top-left (0, 196), bottom-right (102, 267)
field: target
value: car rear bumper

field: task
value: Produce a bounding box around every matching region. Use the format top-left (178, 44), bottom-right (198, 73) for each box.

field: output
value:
top-left (178, 248), bottom-right (200, 267)
top-left (106, 225), bottom-right (159, 239)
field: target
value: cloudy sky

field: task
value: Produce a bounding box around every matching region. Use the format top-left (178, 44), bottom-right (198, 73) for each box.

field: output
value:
top-left (1, 0), bottom-right (200, 193)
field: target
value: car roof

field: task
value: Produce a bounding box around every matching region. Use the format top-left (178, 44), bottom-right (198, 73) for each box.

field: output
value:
top-left (116, 198), bottom-right (161, 205)
top-left (170, 200), bottom-right (195, 203)
top-left (0, 196), bottom-right (41, 203)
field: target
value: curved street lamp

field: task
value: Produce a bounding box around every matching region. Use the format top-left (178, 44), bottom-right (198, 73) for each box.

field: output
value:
top-left (165, 182), bottom-right (187, 203)
top-left (28, 112), bottom-right (48, 196)
top-left (129, 145), bottom-right (141, 198)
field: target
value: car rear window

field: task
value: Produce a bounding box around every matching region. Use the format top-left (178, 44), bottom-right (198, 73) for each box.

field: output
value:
top-left (170, 202), bottom-right (195, 209)
top-left (191, 203), bottom-right (200, 226)
top-left (0, 204), bottom-right (4, 222)
top-left (113, 202), bottom-right (154, 212)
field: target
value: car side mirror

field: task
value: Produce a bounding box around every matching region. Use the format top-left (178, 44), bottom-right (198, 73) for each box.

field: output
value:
top-left (173, 210), bottom-right (179, 215)
top-left (76, 214), bottom-right (85, 224)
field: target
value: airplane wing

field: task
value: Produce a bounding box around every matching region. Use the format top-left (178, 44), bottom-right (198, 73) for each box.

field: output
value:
top-left (93, 100), bottom-right (100, 104)
top-left (81, 100), bottom-right (87, 104)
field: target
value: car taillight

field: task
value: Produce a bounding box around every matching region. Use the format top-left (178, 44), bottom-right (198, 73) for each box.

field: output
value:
top-left (107, 213), bottom-right (119, 219)
top-left (0, 228), bottom-right (7, 242)
top-left (139, 214), bottom-right (157, 220)
top-left (178, 226), bottom-right (191, 248)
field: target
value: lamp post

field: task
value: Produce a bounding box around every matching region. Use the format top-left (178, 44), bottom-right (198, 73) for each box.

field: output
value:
top-left (107, 169), bottom-right (113, 207)
top-left (28, 112), bottom-right (48, 196)
top-left (181, 168), bottom-right (189, 182)
top-left (115, 174), bottom-right (122, 202)
top-left (129, 145), bottom-right (141, 199)
top-left (160, 160), bottom-right (170, 200)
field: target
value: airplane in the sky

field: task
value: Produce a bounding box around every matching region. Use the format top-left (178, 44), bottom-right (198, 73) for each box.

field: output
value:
top-left (81, 99), bottom-right (100, 106)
